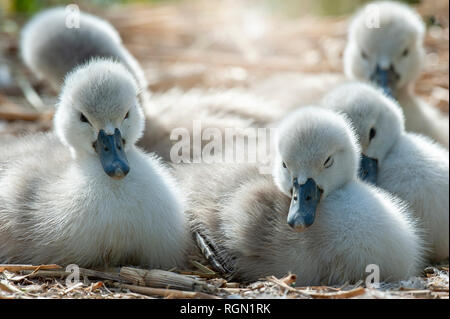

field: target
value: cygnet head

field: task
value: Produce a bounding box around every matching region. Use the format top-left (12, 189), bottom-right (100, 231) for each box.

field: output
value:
top-left (273, 107), bottom-right (360, 231)
top-left (323, 82), bottom-right (405, 184)
top-left (54, 58), bottom-right (145, 179)
top-left (20, 7), bottom-right (123, 90)
top-left (344, 1), bottom-right (425, 96)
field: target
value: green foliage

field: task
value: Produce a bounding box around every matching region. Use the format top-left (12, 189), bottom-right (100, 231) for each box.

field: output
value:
top-left (7, 0), bottom-right (180, 16)
top-left (5, 0), bottom-right (421, 17)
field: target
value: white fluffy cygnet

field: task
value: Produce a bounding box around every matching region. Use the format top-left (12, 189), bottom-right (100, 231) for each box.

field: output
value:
top-left (20, 7), bottom-right (147, 96)
top-left (175, 107), bottom-right (424, 285)
top-left (0, 59), bottom-right (191, 268)
top-left (323, 82), bottom-right (449, 262)
top-left (20, 8), bottom-right (273, 161)
top-left (344, 1), bottom-right (449, 147)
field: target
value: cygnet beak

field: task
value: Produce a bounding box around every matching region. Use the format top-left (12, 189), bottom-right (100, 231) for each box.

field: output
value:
top-left (370, 64), bottom-right (399, 98)
top-left (94, 128), bottom-right (130, 179)
top-left (287, 178), bottom-right (323, 231)
top-left (358, 154), bottom-right (378, 184)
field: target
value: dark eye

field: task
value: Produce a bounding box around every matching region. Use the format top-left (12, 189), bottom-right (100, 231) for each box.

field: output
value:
top-left (402, 48), bottom-right (409, 57)
top-left (125, 111), bottom-right (130, 119)
top-left (369, 127), bottom-right (376, 141)
top-left (80, 113), bottom-right (90, 124)
top-left (324, 156), bottom-right (334, 168)
top-left (361, 50), bottom-right (368, 60)
top-left (282, 162), bottom-right (287, 169)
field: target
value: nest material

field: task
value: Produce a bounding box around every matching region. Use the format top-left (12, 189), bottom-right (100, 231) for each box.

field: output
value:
top-left (0, 262), bottom-right (448, 299)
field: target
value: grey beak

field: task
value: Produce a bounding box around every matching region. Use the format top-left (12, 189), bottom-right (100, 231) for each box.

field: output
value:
top-left (95, 128), bottom-right (129, 179)
top-left (359, 154), bottom-right (378, 184)
top-left (370, 65), bottom-right (399, 99)
top-left (287, 178), bottom-right (323, 231)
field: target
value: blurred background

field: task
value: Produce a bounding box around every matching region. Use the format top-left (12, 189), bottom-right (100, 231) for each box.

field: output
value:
top-left (0, 0), bottom-right (448, 135)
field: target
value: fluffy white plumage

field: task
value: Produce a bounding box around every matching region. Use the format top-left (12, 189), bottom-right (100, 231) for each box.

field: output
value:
top-left (177, 107), bottom-right (424, 285)
top-left (20, 8), bottom-right (273, 161)
top-left (0, 59), bottom-right (191, 268)
top-left (139, 87), bottom-right (279, 161)
top-left (344, 1), bottom-right (449, 147)
top-left (323, 82), bottom-right (449, 262)
top-left (20, 7), bottom-right (148, 96)
top-left (248, 72), bottom-right (346, 119)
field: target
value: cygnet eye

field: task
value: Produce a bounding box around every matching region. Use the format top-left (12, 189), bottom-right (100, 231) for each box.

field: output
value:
top-left (402, 48), bottom-right (409, 57)
top-left (125, 111), bottom-right (130, 119)
top-left (282, 162), bottom-right (287, 169)
top-left (361, 50), bottom-right (368, 60)
top-left (324, 156), bottom-right (334, 168)
top-left (80, 113), bottom-right (90, 125)
top-left (369, 127), bottom-right (377, 141)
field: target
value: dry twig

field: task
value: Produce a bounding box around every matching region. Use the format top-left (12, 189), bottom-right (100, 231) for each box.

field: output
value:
top-left (120, 283), bottom-right (220, 299)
